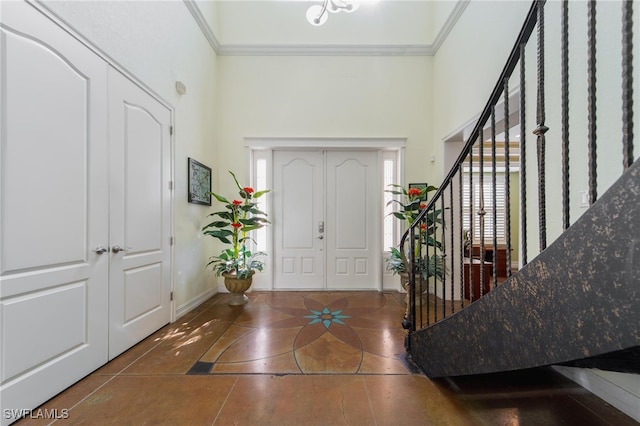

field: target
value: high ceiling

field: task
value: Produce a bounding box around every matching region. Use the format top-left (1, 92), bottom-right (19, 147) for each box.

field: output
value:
top-left (190, 0), bottom-right (468, 55)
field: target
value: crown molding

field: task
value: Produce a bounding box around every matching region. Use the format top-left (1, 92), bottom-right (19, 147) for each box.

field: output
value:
top-left (431, 0), bottom-right (470, 54)
top-left (185, 0), bottom-right (468, 57)
top-left (184, 0), bottom-right (221, 54)
top-left (219, 43), bottom-right (433, 57)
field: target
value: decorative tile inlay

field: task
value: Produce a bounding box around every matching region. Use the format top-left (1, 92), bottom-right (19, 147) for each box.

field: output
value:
top-left (191, 292), bottom-right (410, 375)
top-left (304, 307), bottom-right (350, 329)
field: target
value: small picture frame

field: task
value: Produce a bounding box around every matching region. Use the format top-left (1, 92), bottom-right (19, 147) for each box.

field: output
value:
top-left (188, 158), bottom-right (211, 205)
top-left (409, 183), bottom-right (429, 201)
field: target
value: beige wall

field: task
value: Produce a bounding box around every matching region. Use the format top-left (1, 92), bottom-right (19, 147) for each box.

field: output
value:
top-left (432, 1), bottom-right (532, 180)
top-left (216, 54), bottom-right (434, 185)
top-left (40, 0), bottom-right (639, 316)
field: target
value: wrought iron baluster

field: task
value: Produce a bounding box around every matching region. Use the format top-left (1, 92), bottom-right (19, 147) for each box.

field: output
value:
top-left (533, 1), bottom-right (549, 251)
top-left (459, 171), bottom-right (465, 309)
top-left (504, 79), bottom-right (512, 278)
top-left (478, 129), bottom-right (486, 297)
top-left (449, 182), bottom-right (455, 313)
top-left (419, 216), bottom-right (425, 325)
top-left (468, 152), bottom-right (475, 301)
top-left (622, 0), bottom-right (634, 170)
top-left (520, 43), bottom-right (528, 266)
top-left (409, 227), bottom-right (417, 332)
top-left (588, 0), bottom-right (597, 205)
top-left (561, 0), bottom-right (570, 230)
top-left (491, 107), bottom-right (498, 287)
top-left (441, 195), bottom-right (446, 317)
top-left (426, 213), bottom-right (433, 324)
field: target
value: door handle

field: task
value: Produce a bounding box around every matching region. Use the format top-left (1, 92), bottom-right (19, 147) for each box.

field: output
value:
top-left (93, 246), bottom-right (108, 254)
top-left (111, 245), bottom-right (127, 253)
top-left (316, 235), bottom-right (323, 240)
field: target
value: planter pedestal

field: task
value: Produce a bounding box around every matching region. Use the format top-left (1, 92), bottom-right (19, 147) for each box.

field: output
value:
top-left (400, 272), bottom-right (427, 320)
top-left (222, 272), bottom-right (254, 306)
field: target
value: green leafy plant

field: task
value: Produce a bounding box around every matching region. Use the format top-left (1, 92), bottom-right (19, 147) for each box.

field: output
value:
top-left (203, 171), bottom-right (270, 279)
top-left (385, 246), bottom-right (407, 275)
top-left (385, 183), bottom-right (445, 282)
top-left (385, 184), bottom-right (437, 226)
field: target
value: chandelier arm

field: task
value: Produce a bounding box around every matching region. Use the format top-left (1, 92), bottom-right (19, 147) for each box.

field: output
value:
top-left (314, 0), bottom-right (329, 24)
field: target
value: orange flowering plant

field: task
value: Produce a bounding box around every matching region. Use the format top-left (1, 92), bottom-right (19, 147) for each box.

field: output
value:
top-left (385, 183), bottom-right (444, 281)
top-left (385, 184), bottom-right (437, 227)
top-left (203, 171), bottom-right (270, 278)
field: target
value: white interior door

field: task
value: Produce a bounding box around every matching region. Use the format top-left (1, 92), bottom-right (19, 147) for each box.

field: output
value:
top-left (0, 2), bottom-right (109, 419)
top-left (326, 151), bottom-right (380, 289)
top-left (273, 150), bottom-right (380, 290)
top-left (108, 69), bottom-right (172, 359)
top-left (273, 151), bottom-right (325, 289)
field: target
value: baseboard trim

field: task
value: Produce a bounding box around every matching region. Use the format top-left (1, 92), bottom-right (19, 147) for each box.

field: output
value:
top-left (175, 287), bottom-right (218, 320)
top-left (553, 366), bottom-right (640, 422)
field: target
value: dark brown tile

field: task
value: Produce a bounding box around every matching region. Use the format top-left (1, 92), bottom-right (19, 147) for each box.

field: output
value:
top-left (60, 376), bottom-right (236, 425)
top-left (365, 375), bottom-right (477, 425)
top-left (214, 375), bottom-right (375, 426)
top-left (121, 321), bottom-right (232, 375)
top-left (15, 291), bottom-right (636, 426)
top-left (296, 331), bottom-right (363, 374)
top-left (214, 326), bottom-right (301, 364)
top-left (13, 375), bottom-right (112, 426)
top-left (210, 352), bottom-right (301, 374)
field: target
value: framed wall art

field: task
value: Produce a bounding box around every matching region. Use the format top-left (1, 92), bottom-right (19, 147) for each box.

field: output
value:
top-left (408, 183), bottom-right (429, 201)
top-left (188, 157), bottom-right (211, 205)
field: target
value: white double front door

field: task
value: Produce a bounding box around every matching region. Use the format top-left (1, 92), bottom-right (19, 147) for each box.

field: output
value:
top-left (273, 150), bottom-right (380, 290)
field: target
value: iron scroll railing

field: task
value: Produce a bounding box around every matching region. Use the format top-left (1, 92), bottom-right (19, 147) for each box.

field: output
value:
top-left (400, 0), bottom-right (635, 337)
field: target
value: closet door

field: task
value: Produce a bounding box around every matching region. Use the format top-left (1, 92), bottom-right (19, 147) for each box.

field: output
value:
top-left (108, 69), bottom-right (172, 359)
top-left (0, 1), bottom-right (109, 419)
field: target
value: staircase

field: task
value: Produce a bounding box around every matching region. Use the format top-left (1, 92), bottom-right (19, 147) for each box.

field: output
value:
top-left (402, 0), bottom-right (639, 378)
top-left (411, 159), bottom-right (639, 377)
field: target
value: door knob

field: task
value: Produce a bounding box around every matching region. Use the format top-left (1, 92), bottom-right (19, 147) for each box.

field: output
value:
top-left (112, 245), bottom-right (126, 253)
top-left (93, 246), bottom-right (108, 254)
top-left (316, 235), bottom-right (324, 240)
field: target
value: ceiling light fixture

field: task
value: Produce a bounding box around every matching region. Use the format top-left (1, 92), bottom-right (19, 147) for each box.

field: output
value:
top-left (306, 0), bottom-right (360, 26)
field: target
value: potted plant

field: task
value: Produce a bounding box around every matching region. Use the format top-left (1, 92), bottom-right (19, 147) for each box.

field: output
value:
top-left (203, 171), bottom-right (270, 305)
top-left (385, 183), bottom-right (439, 287)
top-left (385, 183), bottom-right (444, 324)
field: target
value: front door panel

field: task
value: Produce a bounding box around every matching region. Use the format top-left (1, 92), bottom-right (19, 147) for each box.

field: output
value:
top-left (273, 151), bottom-right (325, 290)
top-left (326, 151), bottom-right (380, 289)
top-left (272, 150), bottom-right (380, 290)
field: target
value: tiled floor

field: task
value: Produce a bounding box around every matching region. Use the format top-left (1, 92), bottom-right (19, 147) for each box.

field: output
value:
top-left (15, 291), bottom-right (636, 425)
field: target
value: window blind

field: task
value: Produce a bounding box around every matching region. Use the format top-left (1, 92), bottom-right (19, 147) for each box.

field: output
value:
top-left (462, 172), bottom-right (506, 242)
